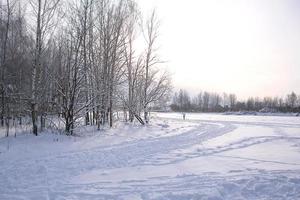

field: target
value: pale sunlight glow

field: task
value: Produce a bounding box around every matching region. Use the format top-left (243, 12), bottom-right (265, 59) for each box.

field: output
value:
top-left (137, 0), bottom-right (300, 98)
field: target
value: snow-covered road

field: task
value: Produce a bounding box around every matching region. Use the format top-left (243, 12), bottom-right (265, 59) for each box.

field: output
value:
top-left (0, 113), bottom-right (300, 199)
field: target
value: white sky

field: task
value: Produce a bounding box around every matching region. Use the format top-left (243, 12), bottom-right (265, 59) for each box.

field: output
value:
top-left (137, 0), bottom-right (300, 99)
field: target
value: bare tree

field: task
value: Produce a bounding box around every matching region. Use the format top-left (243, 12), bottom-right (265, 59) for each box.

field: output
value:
top-left (120, 1), bottom-right (144, 122)
top-left (56, 31), bottom-right (85, 134)
top-left (0, 0), bottom-right (12, 127)
top-left (0, 0), bottom-right (172, 135)
top-left (30, 0), bottom-right (61, 135)
top-left (142, 9), bottom-right (171, 123)
top-left (229, 93), bottom-right (237, 111)
top-left (286, 92), bottom-right (297, 108)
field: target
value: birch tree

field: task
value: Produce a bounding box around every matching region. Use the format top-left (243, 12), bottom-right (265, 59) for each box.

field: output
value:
top-left (0, 0), bottom-right (172, 134)
top-left (122, 1), bottom-right (144, 122)
top-left (0, 0), bottom-right (12, 127)
top-left (142, 9), bottom-right (171, 123)
top-left (30, 0), bottom-right (60, 135)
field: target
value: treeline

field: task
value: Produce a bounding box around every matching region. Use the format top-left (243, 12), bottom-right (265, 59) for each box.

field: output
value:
top-left (171, 89), bottom-right (300, 113)
top-left (0, 0), bottom-right (171, 135)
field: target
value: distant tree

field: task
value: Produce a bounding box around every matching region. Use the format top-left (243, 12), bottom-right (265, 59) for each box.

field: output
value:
top-left (286, 92), bottom-right (297, 109)
top-left (210, 93), bottom-right (221, 111)
top-left (272, 97), bottom-right (279, 109)
top-left (170, 90), bottom-right (299, 113)
top-left (222, 92), bottom-right (228, 109)
top-left (246, 97), bottom-right (254, 111)
top-left (263, 97), bottom-right (273, 108)
top-left (236, 101), bottom-right (246, 111)
top-left (202, 92), bottom-right (209, 112)
top-left (297, 95), bottom-right (300, 107)
top-left (228, 93), bottom-right (236, 111)
top-left (193, 92), bottom-right (203, 111)
top-left (177, 89), bottom-right (191, 111)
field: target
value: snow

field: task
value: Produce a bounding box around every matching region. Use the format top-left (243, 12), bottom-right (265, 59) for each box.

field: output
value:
top-left (0, 113), bottom-right (300, 199)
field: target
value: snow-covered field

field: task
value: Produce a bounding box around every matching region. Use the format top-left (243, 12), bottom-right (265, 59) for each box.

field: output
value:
top-left (0, 112), bottom-right (300, 200)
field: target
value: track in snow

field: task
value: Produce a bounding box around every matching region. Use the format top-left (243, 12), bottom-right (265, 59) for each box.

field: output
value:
top-left (0, 114), bottom-right (300, 199)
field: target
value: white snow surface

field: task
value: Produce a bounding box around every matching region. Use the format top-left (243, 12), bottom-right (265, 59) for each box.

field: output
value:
top-left (0, 112), bottom-right (300, 200)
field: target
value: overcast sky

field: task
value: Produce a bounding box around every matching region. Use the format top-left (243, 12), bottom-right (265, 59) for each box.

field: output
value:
top-left (137, 0), bottom-right (300, 99)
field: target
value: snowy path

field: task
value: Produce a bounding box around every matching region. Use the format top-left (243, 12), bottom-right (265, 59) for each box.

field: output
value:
top-left (0, 113), bottom-right (300, 199)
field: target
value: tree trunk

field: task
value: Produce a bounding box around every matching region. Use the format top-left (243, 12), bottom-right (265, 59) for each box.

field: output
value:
top-left (1, 0), bottom-right (10, 127)
top-left (1, 96), bottom-right (4, 126)
top-left (109, 101), bottom-right (113, 128)
top-left (31, 103), bottom-right (38, 136)
top-left (129, 110), bottom-right (134, 122)
top-left (5, 103), bottom-right (9, 137)
top-left (96, 106), bottom-right (100, 130)
top-left (5, 117), bottom-right (9, 137)
top-left (40, 114), bottom-right (45, 131)
top-left (65, 117), bottom-right (70, 133)
top-left (123, 109), bottom-right (127, 122)
top-left (144, 110), bottom-right (148, 123)
top-left (31, 0), bottom-right (42, 136)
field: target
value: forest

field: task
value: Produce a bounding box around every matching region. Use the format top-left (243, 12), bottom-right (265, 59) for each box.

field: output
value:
top-left (0, 0), bottom-right (171, 135)
top-left (171, 89), bottom-right (300, 113)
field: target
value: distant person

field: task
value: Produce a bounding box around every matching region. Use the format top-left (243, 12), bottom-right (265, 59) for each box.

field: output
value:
top-left (183, 113), bottom-right (186, 120)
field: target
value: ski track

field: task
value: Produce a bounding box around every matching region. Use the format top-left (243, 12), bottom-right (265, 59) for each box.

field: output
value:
top-left (1, 115), bottom-right (300, 199)
top-left (51, 171), bottom-right (300, 200)
top-left (146, 135), bottom-right (300, 167)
